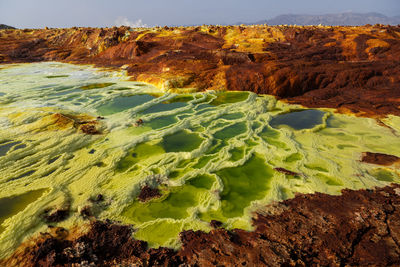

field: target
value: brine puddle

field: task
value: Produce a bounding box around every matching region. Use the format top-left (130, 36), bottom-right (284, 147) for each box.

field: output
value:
top-left (0, 62), bottom-right (399, 255)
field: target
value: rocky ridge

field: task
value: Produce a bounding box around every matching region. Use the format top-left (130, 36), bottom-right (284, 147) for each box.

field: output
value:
top-left (1, 24), bottom-right (400, 117)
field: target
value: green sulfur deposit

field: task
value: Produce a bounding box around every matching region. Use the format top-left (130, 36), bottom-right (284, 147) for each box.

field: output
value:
top-left (200, 154), bottom-right (274, 220)
top-left (0, 189), bottom-right (47, 234)
top-left (270, 109), bottom-right (325, 130)
top-left (0, 62), bottom-right (399, 257)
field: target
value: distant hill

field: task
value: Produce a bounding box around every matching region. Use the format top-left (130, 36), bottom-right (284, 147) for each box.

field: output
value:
top-left (244, 12), bottom-right (400, 26)
top-left (0, 24), bottom-right (15, 29)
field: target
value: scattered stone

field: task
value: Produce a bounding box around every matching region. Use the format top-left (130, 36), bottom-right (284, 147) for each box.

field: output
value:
top-left (78, 205), bottom-right (92, 218)
top-left (95, 194), bottom-right (104, 202)
top-left (361, 152), bottom-right (400, 166)
top-left (80, 124), bottom-right (99, 135)
top-left (274, 167), bottom-right (301, 176)
top-left (88, 194), bottom-right (105, 204)
top-left (94, 162), bottom-right (106, 167)
top-left (134, 119), bottom-right (144, 127)
top-left (89, 194), bottom-right (104, 203)
top-left (54, 227), bottom-right (69, 239)
top-left (43, 207), bottom-right (70, 223)
top-left (137, 185), bottom-right (161, 202)
top-left (210, 220), bottom-right (223, 228)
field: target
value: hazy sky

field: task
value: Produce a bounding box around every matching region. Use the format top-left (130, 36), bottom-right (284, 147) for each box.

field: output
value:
top-left (1, 0), bottom-right (399, 28)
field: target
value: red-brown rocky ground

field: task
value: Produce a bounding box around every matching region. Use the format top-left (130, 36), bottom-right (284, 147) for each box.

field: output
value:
top-left (1, 25), bottom-right (400, 265)
top-left (362, 152), bottom-right (400, 166)
top-left (1, 24), bottom-right (399, 117)
top-left (2, 184), bottom-right (400, 266)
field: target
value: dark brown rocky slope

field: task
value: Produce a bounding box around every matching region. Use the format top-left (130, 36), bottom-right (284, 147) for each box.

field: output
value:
top-left (3, 184), bottom-right (400, 266)
top-left (1, 24), bottom-right (400, 117)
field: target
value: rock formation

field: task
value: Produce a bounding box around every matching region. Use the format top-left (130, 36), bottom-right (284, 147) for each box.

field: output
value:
top-left (3, 184), bottom-right (400, 266)
top-left (1, 25), bottom-right (400, 265)
top-left (1, 24), bottom-right (399, 117)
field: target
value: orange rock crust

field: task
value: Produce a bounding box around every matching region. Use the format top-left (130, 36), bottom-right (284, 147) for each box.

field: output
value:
top-left (1, 25), bottom-right (400, 116)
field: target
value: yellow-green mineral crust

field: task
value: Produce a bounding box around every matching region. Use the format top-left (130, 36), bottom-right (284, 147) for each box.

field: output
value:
top-left (0, 62), bottom-right (399, 257)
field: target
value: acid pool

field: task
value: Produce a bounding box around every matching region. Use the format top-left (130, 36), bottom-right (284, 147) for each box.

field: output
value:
top-left (0, 62), bottom-right (399, 257)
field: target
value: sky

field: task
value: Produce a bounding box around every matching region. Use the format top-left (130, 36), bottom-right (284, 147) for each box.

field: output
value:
top-left (1, 0), bottom-right (399, 28)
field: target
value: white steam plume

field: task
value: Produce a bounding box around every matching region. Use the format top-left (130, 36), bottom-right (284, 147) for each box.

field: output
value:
top-left (115, 17), bottom-right (148, 28)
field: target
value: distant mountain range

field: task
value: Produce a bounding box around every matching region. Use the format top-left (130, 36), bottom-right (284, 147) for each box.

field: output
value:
top-left (242, 12), bottom-right (400, 26)
top-left (0, 24), bottom-right (15, 29)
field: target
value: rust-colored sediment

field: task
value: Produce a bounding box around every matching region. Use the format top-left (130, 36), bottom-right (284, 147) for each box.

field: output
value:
top-left (1, 25), bottom-right (400, 116)
top-left (362, 152), bottom-right (400, 166)
top-left (49, 113), bottom-right (102, 134)
top-left (137, 185), bottom-right (161, 202)
top-left (273, 167), bottom-right (301, 176)
top-left (3, 184), bottom-right (400, 266)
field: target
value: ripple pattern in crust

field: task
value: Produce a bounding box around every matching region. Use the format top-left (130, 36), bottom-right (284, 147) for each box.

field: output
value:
top-left (3, 184), bottom-right (400, 266)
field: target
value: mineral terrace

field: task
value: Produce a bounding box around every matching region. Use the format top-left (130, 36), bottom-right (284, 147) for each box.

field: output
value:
top-left (1, 24), bottom-right (400, 266)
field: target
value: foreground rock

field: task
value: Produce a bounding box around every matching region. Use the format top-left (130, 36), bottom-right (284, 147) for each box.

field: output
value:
top-left (3, 184), bottom-right (400, 266)
top-left (1, 25), bottom-right (400, 117)
top-left (137, 185), bottom-right (161, 202)
top-left (51, 113), bottom-right (102, 135)
top-left (362, 152), bottom-right (400, 166)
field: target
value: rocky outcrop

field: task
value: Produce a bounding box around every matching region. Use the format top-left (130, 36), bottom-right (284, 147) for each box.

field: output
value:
top-left (1, 25), bottom-right (400, 116)
top-left (50, 113), bottom-right (102, 135)
top-left (3, 184), bottom-right (400, 266)
top-left (179, 184), bottom-right (400, 266)
top-left (361, 152), bottom-right (400, 166)
top-left (137, 185), bottom-right (161, 202)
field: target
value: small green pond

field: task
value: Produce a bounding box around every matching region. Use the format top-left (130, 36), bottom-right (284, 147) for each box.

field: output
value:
top-left (270, 109), bottom-right (325, 130)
